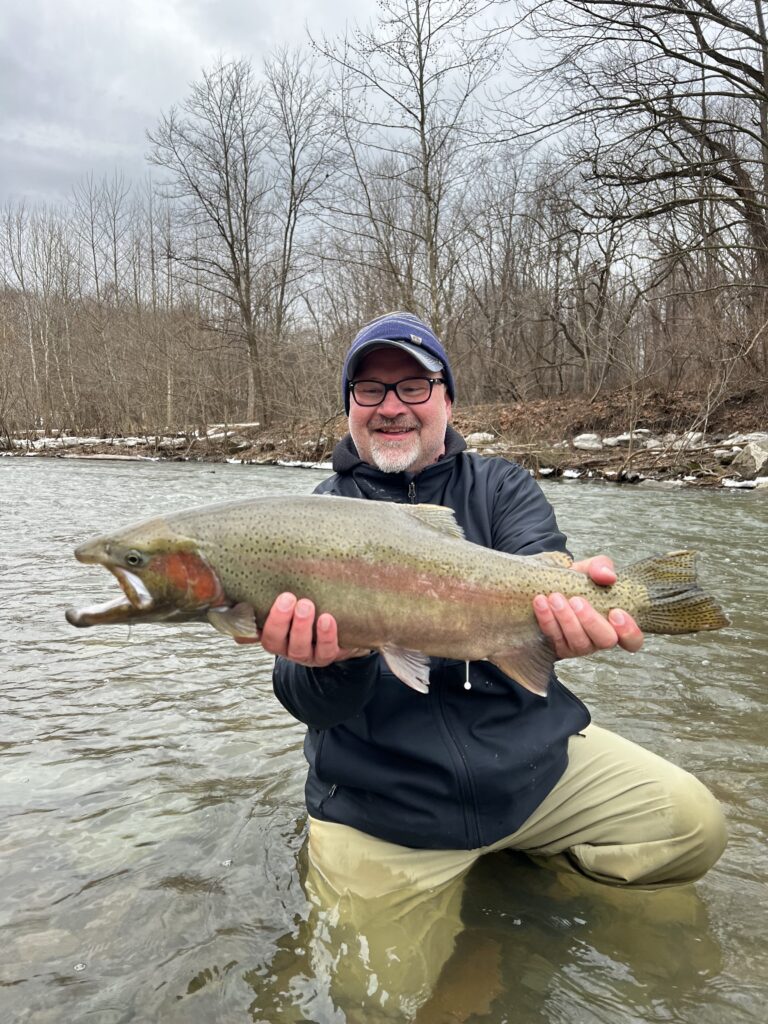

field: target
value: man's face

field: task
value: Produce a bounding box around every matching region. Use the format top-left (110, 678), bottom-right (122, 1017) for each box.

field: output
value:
top-left (348, 348), bottom-right (452, 474)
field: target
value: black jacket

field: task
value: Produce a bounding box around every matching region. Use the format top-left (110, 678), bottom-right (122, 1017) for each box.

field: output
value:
top-left (272, 426), bottom-right (590, 849)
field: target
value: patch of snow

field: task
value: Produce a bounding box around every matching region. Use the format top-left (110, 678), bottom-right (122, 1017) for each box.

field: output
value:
top-left (722, 478), bottom-right (757, 489)
top-left (722, 431), bottom-right (768, 446)
top-left (573, 433), bottom-right (602, 451)
top-left (276, 459), bottom-right (333, 470)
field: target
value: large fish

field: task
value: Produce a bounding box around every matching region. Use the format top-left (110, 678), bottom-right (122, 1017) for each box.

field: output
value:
top-left (65, 494), bottom-right (729, 696)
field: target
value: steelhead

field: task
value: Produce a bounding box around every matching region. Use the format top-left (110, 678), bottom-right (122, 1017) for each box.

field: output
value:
top-left (65, 494), bottom-right (729, 696)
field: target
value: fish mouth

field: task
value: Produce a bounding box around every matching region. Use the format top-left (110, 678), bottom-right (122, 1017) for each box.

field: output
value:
top-left (66, 546), bottom-right (226, 629)
top-left (112, 567), bottom-right (155, 610)
top-left (65, 596), bottom-right (141, 627)
top-left (65, 568), bottom-right (158, 628)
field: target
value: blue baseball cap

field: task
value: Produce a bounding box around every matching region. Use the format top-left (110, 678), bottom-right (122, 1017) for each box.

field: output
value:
top-left (342, 311), bottom-right (456, 413)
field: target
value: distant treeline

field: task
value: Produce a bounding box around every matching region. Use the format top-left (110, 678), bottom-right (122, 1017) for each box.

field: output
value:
top-left (2, 0), bottom-right (767, 439)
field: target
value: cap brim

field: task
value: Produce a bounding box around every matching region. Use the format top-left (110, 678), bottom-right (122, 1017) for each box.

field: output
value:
top-left (347, 339), bottom-right (443, 378)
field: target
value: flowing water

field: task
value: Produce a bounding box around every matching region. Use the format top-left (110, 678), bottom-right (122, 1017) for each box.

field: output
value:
top-left (1, 458), bottom-right (766, 1023)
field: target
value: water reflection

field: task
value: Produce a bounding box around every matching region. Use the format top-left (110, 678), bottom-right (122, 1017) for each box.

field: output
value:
top-left (243, 843), bottom-right (725, 1023)
top-left (1, 460), bottom-right (766, 1022)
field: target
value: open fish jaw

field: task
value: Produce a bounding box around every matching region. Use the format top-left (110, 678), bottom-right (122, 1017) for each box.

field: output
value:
top-left (65, 595), bottom-right (137, 627)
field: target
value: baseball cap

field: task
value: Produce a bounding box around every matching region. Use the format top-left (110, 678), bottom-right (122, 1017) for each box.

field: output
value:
top-left (342, 311), bottom-right (456, 413)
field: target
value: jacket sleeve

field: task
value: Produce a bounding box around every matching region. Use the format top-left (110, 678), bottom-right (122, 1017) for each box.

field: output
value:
top-left (490, 461), bottom-right (570, 556)
top-left (272, 651), bottom-right (381, 730)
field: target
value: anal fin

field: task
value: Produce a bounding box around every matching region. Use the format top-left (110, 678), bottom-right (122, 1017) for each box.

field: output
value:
top-left (488, 635), bottom-right (556, 697)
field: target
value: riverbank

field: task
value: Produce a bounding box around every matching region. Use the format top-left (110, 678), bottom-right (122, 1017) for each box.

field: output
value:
top-left (5, 387), bottom-right (768, 489)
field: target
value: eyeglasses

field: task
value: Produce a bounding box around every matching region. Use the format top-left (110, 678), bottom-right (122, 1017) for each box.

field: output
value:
top-left (348, 377), bottom-right (446, 407)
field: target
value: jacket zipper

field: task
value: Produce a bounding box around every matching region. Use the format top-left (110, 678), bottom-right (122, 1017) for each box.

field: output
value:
top-left (314, 731), bottom-right (337, 813)
top-left (435, 681), bottom-right (483, 848)
top-left (411, 477), bottom-right (480, 844)
top-left (319, 783), bottom-right (337, 813)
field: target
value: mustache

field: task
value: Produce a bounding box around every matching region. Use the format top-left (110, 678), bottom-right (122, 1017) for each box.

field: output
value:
top-left (369, 416), bottom-right (419, 431)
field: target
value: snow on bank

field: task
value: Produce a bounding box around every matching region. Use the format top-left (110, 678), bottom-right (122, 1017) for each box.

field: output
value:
top-left (4, 426), bottom-right (768, 489)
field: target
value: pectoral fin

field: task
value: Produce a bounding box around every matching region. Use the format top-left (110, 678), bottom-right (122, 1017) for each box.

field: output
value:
top-left (488, 635), bottom-right (557, 697)
top-left (380, 646), bottom-right (431, 693)
top-left (207, 603), bottom-right (261, 639)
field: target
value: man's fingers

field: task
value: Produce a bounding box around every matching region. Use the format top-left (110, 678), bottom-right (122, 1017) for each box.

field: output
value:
top-left (259, 594), bottom-right (356, 666)
top-left (314, 612), bottom-right (342, 664)
top-left (260, 592), bottom-right (298, 656)
top-left (533, 594), bottom-right (568, 659)
top-left (535, 593), bottom-right (622, 659)
top-left (609, 609), bottom-right (645, 653)
top-left (286, 598), bottom-right (316, 662)
top-left (571, 555), bottom-right (617, 586)
top-left (567, 596), bottom-right (618, 652)
top-left (545, 593), bottom-right (610, 656)
top-left (535, 589), bottom-right (646, 661)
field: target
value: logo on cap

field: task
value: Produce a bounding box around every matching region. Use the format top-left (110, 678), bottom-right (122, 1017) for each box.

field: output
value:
top-left (410, 334), bottom-right (422, 344)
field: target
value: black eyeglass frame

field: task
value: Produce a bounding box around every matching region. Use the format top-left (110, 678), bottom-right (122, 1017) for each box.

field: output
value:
top-left (348, 377), bottom-right (446, 407)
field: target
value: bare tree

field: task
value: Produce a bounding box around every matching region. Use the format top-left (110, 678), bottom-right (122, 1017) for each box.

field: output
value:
top-left (314, 0), bottom-right (509, 335)
top-left (263, 47), bottom-right (336, 344)
top-left (147, 58), bottom-right (274, 421)
top-left (512, 0), bottom-right (768, 380)
top-left (0, 203), bottom-right (79, 433)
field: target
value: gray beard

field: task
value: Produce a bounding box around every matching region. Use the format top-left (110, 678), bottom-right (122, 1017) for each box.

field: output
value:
top-left (368, 441), bottom-right (420, 473)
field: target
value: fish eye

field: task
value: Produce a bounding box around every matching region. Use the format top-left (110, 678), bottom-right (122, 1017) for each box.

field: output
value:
top-left (124, 550), bottom-right (146, 568)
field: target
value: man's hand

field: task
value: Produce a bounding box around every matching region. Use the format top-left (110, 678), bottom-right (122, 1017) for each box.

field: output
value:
top-left (533, 555), bottom-right (644, 660)
top-left (234, 593), bottom-right (370, 667)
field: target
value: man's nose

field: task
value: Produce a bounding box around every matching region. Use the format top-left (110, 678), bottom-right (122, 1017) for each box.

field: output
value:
top-left (378, 387), bottom-right (409, 415)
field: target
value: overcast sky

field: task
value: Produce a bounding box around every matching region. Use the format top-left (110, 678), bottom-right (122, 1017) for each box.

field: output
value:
top-left (1, 0), bottom-right (378, 205)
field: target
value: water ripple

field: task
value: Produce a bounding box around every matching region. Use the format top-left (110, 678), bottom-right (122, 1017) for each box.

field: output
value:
top-left (1, 461), bottom-right (766, 1022)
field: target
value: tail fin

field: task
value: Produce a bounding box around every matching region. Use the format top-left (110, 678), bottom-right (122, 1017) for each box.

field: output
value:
top-left (624, 550), bottom-right (730, 635)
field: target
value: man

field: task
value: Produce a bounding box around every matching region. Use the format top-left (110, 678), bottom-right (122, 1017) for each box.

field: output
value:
top-left (255, 312), bottom-right (726, 1016)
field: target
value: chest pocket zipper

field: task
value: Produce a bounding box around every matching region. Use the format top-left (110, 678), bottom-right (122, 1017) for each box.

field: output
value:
top-left (319, 783), bottom-right (337, 813)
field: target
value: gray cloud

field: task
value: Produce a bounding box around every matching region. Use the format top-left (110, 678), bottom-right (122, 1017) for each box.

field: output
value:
top-left (0, 0), bottom-right (370, 203)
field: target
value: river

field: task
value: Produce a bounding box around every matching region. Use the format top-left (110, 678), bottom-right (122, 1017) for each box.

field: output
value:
top-left (1, 458), bottom-right (766, 1023)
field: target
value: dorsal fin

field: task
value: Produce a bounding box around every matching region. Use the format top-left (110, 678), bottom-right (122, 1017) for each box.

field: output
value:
top-left (528, 550), bottom-right (574, 569)
top-left (401, 503), bottom-right (465, 539)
